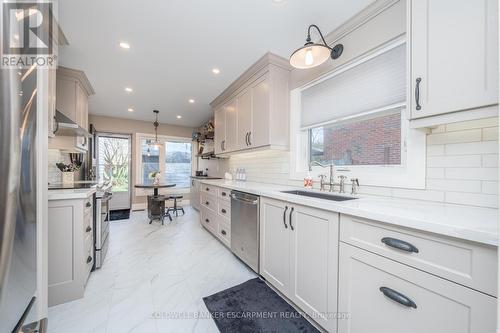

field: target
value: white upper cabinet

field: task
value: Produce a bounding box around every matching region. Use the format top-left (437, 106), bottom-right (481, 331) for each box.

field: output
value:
top-left (236, 88), bottom-right (252, 150)
top-left (224, 97), bottom-right (238, 152)
top-left (48, 69), bottom-right (57, 137)
top-left (249, 75), bottom-right (271, 148)
top-left (56, 66), bottom-right (94, 128)
top-left (211, 53), bottom-right (291, 155)
top-left (409, 0), bottom-right (498, 120)
top-left (214, 106), bottom-right (225, 154)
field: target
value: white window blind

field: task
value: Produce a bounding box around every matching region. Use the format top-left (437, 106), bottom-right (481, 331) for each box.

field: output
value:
top-left (300, 43), bottom-right (406, 130)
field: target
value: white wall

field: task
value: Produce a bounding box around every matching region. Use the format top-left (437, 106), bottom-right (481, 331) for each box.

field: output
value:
top-left (219, 117), bottom-right (498, 209)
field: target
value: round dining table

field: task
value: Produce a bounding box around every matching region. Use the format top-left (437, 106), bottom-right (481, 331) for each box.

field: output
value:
top-left (134, 183), bottom-right (176, 196)
top-left (135, 183), bottom-right (176, 223)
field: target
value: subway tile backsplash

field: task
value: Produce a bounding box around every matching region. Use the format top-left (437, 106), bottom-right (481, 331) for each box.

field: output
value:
top-left (220, 117), bottom-right (498, 208)
top-left (48, 149), bottom-right (69, 184)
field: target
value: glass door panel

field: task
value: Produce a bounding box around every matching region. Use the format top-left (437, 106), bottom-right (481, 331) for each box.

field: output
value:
top-left (97, 134), bottom-right (131, 210)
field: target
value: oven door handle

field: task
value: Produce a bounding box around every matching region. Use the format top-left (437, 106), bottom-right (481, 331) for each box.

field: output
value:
top-left (102, 192), bottom-right (113, 201)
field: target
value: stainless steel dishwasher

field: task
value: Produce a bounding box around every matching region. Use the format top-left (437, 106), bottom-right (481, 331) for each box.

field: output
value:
top-left (230, 191), bottom-right (260, 273)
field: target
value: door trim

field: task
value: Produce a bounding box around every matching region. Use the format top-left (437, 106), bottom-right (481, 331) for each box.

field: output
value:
top-left (95, 132), bottom-right (132, 210)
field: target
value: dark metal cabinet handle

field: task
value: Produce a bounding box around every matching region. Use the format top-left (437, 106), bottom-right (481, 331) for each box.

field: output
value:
top-left (245, 132), bottom-right (249, 146)
top-left (283, 206), bottom-right (288, 229)
top-left (86, 256), bottom-right (92, 264)
top-left (86, 226), bottom-right (92, 233)
top-left (415, 77), bottom-right (422, 110)
top-left (205, 201), bottom-right (209, 205)
top-left (381, 237), bottom-right (419, 253)
top-left (221, 230), bottom-right (227, 235)
top-left (289, 207), bottom-right (295, 230)
top-left (53, 116), bottom-right (59, 134)
top-left (221, 192), bottom-right (227, 196)
top-left (206, 187), bottom-right (210, 191)
top-left (379, 287), bottom-right (417, 309)
top-left (221, 208), bottom-right (227, 214)
top-left (248, 131), bottom-right (252, 145)
top-left (86, 202), bottom-right (92, 208)
top-left (205, 218), bottom-right (210, 223)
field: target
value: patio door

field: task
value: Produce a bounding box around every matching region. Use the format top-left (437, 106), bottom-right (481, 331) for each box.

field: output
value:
top-left (97, 133), bottom-right (132, 210)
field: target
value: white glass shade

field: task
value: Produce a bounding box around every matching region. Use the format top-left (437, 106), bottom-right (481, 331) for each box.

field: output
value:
top-left (289, 43), bottom-right (331, 69)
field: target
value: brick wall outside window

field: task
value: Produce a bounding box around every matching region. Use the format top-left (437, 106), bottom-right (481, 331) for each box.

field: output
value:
top-left (310, 112), bottom-right (401, 165)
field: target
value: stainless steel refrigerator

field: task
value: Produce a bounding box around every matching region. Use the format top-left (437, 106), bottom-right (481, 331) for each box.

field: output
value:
top-left (0, 65), bottom-right (40, 332)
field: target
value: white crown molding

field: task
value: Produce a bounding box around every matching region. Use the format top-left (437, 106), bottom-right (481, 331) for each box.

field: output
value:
top-left (210, 52), bottom-right (291, 108)
top-left (57, 66), bottom-right (95, 96)
top-left (322, 0), bottom-right (401, 46)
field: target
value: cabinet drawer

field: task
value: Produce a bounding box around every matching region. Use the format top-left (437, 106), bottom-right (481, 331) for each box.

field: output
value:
top-left (217, 219), bottom-right (231, 247)
top-left (340, 214), bottom-right (497, 296)
top-left (218, 200), bottom-right (231, 220)
top-left (218, 187), bottom-right (231, 202)
top-left (201, 193), bottom-right (216, 212)
top-left (201, 209), bottom-right (217, 234)
top-left (338, 243), bottom-right (496, 333)
top-left (201, 184), bottom-right (217, 196)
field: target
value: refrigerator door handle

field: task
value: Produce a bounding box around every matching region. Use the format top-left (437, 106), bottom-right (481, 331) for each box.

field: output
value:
top-left (0, 69), bottom-right (21, 295)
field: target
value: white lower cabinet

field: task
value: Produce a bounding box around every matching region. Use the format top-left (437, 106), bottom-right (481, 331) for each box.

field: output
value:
top-left (260, 198), bottom-right (290, 294)
top-left (48, 195), bottom-right (94, 306)
top-left (190, 179), bottom-right (201, 211)
top-left (199, 185), bottom-right (232, 248)
top-left (260, 197), bottom-right (338, 332)
top-left (338, 243), bottom-right (496, 333)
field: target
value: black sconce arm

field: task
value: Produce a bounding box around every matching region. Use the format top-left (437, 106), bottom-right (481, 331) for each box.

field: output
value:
top-left (306, 24), bottom-right (332, 50)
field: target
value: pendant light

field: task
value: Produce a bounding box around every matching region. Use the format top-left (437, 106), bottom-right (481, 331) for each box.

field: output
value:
top-left (149, 110), bottom-right (162, 148)
top-left (289, 24), bottom-right (343, 69)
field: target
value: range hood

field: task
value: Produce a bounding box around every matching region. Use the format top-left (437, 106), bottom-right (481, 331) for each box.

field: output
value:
top-left (53, 110), bottom-right (90, 137)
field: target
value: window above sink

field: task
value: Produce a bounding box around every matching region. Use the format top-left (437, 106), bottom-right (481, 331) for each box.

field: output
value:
top-left (289, 37), bottom-right (426, 189)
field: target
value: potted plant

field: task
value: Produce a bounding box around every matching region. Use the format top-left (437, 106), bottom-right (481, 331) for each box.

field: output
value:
top-left (56, 161), bottom-right (82, 185)
top-left (149, 171), bottom-right (161, 185)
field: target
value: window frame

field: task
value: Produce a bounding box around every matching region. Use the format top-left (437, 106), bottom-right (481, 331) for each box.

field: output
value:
top-left (135, 133), bottom-right (194, 196)
top-left (289, 37), bottom-right (426, 189)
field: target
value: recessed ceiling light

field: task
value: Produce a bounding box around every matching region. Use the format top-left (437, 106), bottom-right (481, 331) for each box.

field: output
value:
top-left (176, 115), bottom-right (182, 119)
top-left (188, 99), bottom-right (195, 104)
top-left (124, 87), bottom-right (133, 92)
top-left (119, 42), bottom-right (130, 49)
top-left (127, 108), bottom-right (134, 112)
top-left (212, 68), bottom-right (220, 74)
top-left (272, 0), bottom-right (286, 3)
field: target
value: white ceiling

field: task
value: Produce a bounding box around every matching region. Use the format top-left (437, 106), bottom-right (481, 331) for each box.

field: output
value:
top-left (58, 0), bottom-right (374, 128)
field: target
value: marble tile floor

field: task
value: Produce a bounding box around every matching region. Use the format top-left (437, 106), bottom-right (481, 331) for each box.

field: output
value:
top-left (48, 207), bottom-right (257, 333)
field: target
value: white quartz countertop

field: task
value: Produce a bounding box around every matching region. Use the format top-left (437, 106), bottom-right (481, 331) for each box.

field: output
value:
top-left (48, 187), bottom-right (96, 200)
top-left (198, 179), bottom-right (499, 246)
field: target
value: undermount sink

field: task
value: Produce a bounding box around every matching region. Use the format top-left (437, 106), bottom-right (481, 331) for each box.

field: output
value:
top-left (280, 190), bottom-right (357, 202)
